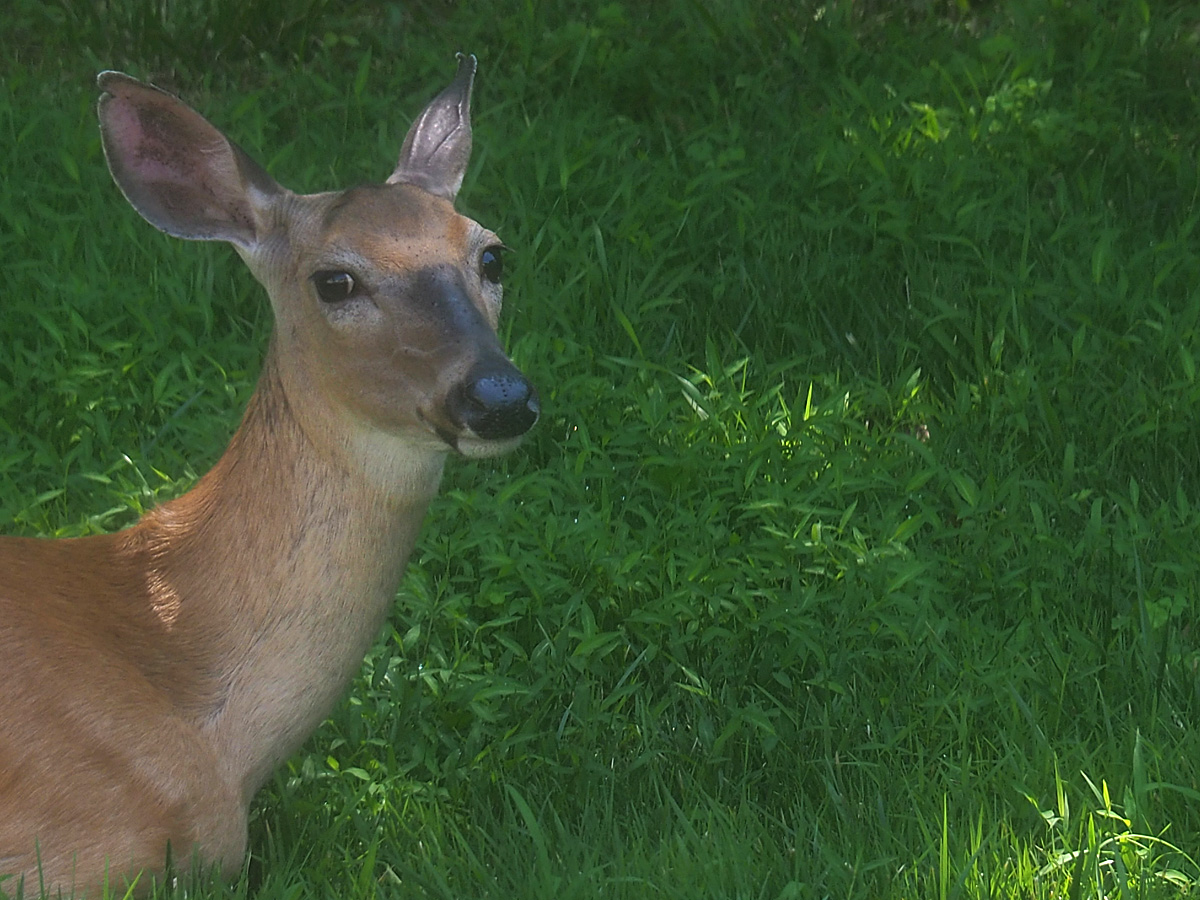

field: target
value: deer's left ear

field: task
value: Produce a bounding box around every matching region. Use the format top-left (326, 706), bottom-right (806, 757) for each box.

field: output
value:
top-left (387, 53), bottom-right (475, 201)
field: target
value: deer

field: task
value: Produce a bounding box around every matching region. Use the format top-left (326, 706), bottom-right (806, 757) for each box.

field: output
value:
top-left (0, 54), bottom-right (538, 898)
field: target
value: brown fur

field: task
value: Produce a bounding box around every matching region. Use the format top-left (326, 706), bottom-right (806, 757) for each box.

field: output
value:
top-left (0, 60), bottom-right (535, 896)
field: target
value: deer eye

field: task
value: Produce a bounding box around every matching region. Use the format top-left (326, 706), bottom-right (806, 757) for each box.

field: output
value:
top-left (480, 246), bottom-right (504, 285)
top-left (313, 270), bottom-right (356, 303)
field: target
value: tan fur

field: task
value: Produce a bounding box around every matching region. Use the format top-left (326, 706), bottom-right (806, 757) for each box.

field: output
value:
top-left (0, 61), bottom-right (536, 897)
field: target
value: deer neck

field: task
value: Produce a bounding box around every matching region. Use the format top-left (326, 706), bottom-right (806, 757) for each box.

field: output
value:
top-left (126, 347), bottom-right (446, 798)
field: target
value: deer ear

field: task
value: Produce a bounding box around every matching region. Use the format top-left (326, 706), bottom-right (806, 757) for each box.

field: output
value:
top-left (387, 54), bottom-right (476, 201)
top-left (97, 71), bottom-right (281, 248)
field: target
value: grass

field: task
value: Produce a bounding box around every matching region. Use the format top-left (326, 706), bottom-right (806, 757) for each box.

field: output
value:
top-left (3, 0), bottom-right (1200, 897)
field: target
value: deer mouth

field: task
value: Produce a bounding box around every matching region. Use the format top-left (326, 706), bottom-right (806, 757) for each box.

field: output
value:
top-left (419, 372), bottom-right (539, 457)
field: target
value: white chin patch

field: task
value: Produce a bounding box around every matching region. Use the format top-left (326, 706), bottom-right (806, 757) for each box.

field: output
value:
top-left (456, 434), bottom-right (525, 459)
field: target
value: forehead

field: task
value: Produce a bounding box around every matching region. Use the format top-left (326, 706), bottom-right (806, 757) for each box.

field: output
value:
top-left (316, 183), bottom-right (474, 264)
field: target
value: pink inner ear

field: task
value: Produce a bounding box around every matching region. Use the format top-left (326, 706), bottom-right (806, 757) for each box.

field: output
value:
top-left (100, 82), bottom-right (267, 246)
top-left (105, 97), bottom-right (198, 187)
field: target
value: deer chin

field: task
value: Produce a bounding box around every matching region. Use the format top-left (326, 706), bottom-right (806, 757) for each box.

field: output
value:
top-left (455, 433), bottom-right (527, 459)
top-left (425, 416), bottom-right (526, 459)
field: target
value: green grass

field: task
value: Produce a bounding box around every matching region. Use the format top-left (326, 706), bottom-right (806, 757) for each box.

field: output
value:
top-left (3, 0), bottom-right (1200, 897)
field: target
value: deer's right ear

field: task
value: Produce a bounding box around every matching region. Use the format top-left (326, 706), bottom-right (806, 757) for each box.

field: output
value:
top-left (97, 71), bottom-right (281, 249)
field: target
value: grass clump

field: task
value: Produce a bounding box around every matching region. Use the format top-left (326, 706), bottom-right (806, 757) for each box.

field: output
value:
top-left (3, 0), bottom-right (1200, 898)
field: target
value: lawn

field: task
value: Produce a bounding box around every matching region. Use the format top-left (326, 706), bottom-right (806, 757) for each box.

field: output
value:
top-left (2, 0), bottom-right (1200, 897)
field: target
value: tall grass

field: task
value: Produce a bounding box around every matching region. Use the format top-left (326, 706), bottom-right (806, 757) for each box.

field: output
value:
top-left (2, 0), bottom-right (1200, 897)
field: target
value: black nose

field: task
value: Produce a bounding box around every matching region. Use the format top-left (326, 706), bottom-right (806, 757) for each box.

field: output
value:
top-left (450, 371), bottom-right (540, 440)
